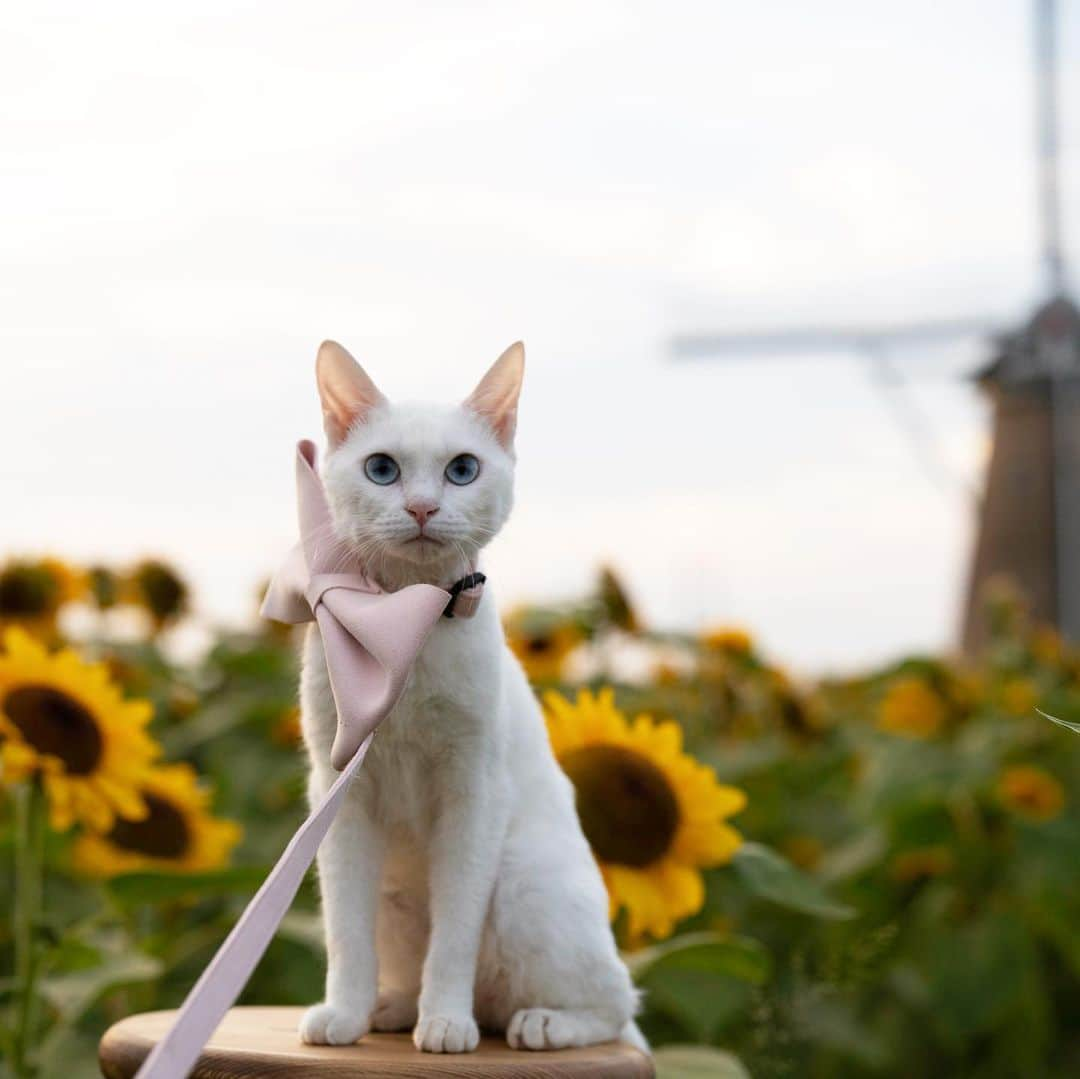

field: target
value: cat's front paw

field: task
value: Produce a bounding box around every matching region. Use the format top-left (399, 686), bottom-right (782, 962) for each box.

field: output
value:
top-left (413, 1012), bottom-right (480, 1053)
top-left (299, 1002), bottom-right (369, 1046)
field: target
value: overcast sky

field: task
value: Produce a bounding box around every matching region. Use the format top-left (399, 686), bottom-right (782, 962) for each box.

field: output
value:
top-left (3, 1), bottom-right (1079, 670)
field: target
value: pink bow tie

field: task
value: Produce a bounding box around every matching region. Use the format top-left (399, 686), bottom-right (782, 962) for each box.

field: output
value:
top-left (261, 439), bottom-right (485, 770)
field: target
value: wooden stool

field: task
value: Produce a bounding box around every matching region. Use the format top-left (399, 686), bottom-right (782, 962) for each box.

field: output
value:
top-left (98, 1006), bottom-right (654, 1078)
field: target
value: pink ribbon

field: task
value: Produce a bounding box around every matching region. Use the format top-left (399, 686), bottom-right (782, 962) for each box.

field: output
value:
top-left (262, 440), bottom-right (453, 769)
top-left (134, 440), bottom-right (481, 1079)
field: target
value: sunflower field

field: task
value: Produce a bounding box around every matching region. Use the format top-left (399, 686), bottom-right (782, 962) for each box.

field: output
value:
top-left (1, 557), bottom-right (1079, 1079)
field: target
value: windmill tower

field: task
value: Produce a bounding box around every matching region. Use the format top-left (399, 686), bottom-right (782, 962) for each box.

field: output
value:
top-left (962, 298), bottom-right (1080, 648)
top-left (961, 0), bottom-right (1079, 651)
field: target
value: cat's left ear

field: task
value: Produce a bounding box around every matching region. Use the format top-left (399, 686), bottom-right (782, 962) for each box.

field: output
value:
top-left (465, 341), bottom-right (525, 449)
top-left (316, 340), bottom-right (385, 447)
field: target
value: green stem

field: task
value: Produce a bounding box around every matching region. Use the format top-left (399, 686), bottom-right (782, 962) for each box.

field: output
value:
top-left (10, 781), bottom-right (45, 1079)
top-left (11, 783), bottom-right (30, 1077)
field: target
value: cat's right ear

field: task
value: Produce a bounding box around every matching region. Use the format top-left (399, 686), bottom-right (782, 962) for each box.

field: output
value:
top-left (465, 341), bottom-right (525, 450)
top-left (315, 340), bottom-right (385, 447)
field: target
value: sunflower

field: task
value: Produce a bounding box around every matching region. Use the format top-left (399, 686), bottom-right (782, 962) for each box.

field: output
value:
top-left (890, 845), bottom-right (954, 883)
top-left (998, 677), bottom-right (1038, 718)
top-left (504, 606), bottom-right (583, 682)
top-left (544, 687), bottom-right (745, 942)
top-left (996, 764), bottom-right (1065, 822)
top-left (0, 628), bottom-right (160, 832)
top-left (86, 565), bottom-right (121, 611)
top-left (701, 626), bottom-right (754, 657)
top-left (124, 559), bottom-right (189, 628)
top-left (652, 662), bottom-right (684, 687)
top-left (782, 834), bottom-right (824, 871)
top-left (877, 676), bottom-right (947, 739)
top-left (271, 704), bottom-right (302, 747)
top-left (73, 763), bottom-right (241, 876)
top-left (768, 669), bottom-right (824, 736)
top-left (596, 566), bottom-right (641, 633)
top-left (0, 558), bottom-right (85, 637)
top-left (1030, 626), bottom-right (1063, 666)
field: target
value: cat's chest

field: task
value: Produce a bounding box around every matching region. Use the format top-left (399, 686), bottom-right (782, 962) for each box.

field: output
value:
top-left (304, 603), bottom-right (502, 830)
top-left (394, 612), bottom-right (495, 716)
top-left (356, 610), bottom-right (501, 824)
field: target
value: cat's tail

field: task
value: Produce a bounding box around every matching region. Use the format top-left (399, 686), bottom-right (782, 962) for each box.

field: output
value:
top-left (620, 1019), bottom-right (650, 1055)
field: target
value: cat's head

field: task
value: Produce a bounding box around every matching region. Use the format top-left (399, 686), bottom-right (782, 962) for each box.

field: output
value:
top-left (315, 340), bottom-right (524, 587)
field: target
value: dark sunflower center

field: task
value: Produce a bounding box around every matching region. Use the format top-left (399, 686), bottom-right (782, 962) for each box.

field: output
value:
top-left (107, 793), bottom-right (190, 858)
top-left (3, 685), bottom-right (104, 774)
top-left (0, 568), bottom-right (56, 616)
top-left (133, 562), bottom-right (187, 622)
top-left (1014, 787), bottom-right (1046, 809)
top-left (525, 635), bottom-right (554, 656)
top-left (560, 745), bottom-right (680, 867)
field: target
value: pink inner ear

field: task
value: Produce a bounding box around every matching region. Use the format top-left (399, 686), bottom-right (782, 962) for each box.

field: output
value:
top-left (465, 342), bottom-right (524, 449)
top-left (316, 341), bottom-right (384, 446)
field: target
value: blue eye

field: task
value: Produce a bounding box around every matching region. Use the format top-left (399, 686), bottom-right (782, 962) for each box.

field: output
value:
top-left (364, 453), bottom-right (400, 485)
top-left (445, 453), bottom-right (480, 486)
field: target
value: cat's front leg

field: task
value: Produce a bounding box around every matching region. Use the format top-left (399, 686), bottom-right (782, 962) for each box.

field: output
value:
top-left (300, 776), bottom-right (386, 1046)
top-left (414, 759), bottom-right (505, 1053)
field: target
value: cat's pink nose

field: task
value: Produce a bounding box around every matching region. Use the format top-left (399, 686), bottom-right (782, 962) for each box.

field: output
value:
top-left (405, 499), bottom-right (440, 528)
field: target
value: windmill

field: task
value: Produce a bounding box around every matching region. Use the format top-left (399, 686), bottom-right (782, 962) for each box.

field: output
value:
top-left (671, 0), bottom-right (1079, 654)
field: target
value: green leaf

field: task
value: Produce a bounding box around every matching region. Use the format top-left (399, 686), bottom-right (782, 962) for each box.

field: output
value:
top-left (1027, 892), bottom-right (1080, 980)
top-left (858, 739), bottom-right (971, 813)
top-left (1038, 709), bottom-right (1080, 735)
top-left (817, 826), bottom-right (887, 883)
top-left (653, 1045), bottom-right (752, 1079)
top-left (627, 931), bottom-right (771, 985)
top-left (35, 1027), bottom-right (110, 1079)
top-left (39, 950), bottom-right (162, 1025)
top-left (921, 912), bottom-right (1039, 1045)
top-left (643, 968), bottom-right (755, 1043)
top-left (795, 994), bottom-right (888, 1069)
top-left (634, 937), bottom-right (766, 1041)
top-left (105, 865), bottom-right (269, 907)
top-left (162, 690), bottom-right (273, 754)
top-left (732, 843), bottom-right (854, 920)
top-left (631, 933), bottom-right (772, 1039)
top-left (277, 911), bottom-right (326, 953)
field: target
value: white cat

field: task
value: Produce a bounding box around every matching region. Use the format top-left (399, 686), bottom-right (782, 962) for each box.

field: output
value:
top-left (296, 340), bottom-right (645, 1055)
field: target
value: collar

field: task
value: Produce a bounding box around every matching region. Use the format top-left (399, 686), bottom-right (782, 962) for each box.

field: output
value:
top-left (443, 571), bottom-right (487, 618)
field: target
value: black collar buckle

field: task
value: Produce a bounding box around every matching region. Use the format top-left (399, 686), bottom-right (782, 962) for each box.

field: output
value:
top-left (442, 571), bottom-right (487, 618)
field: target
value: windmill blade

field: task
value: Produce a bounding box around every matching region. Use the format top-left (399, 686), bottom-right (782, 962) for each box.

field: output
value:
top-left (671, 317), bottom-right (995, 359)
top-left (669, 319), bottom-right (987, 498)
top-left (862, 345), bottom-right (978, 499)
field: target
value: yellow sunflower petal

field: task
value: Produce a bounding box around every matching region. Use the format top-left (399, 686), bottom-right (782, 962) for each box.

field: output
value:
top-left (654, 860), bottom-right (706, 924)
top-left (673, 820), bottom-right (744, 866)
top-left (2, 626), bottom-right (44, 660)
top-left (92, 774), bottom-right (149, 821)
top-left (43, 774), bottom-right (75, 831)
top-left (1, 739), bottom-right (38, 782)
top-left (607, 864), bottom-right (670, 941)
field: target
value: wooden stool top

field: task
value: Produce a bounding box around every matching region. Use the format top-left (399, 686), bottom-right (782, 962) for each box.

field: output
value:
top-left (98, 1007), bottom-right (654, 1079)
